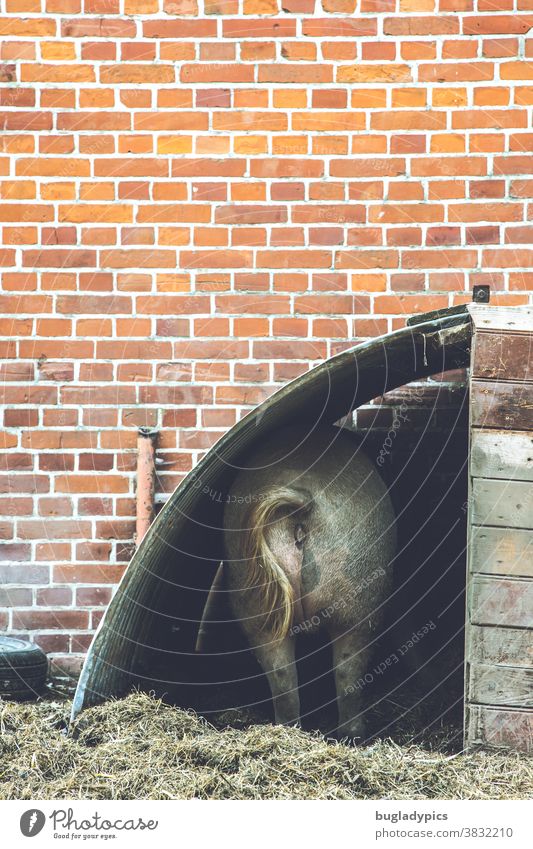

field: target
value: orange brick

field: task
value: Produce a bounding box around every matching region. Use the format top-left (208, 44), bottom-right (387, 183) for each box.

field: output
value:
top-left (76, 319), bottom-right (112, 337)
top-left (234, 317), bottom-right (269, 336)
top-left (400, 41), bottom-right (436, 61)
top-left (282, 41), bottom-right (317, 62)
top-left (40, 41), bottom-right (76, 61)
top-left (322, 42), bottom-right (357, 61)
top-left (195, 136), bottom-right (230, 154)
top-left (321, 0), bottom-right (356, 10)
top-left (474, 86), bottom-right (510, 106)
top-left (194, 227), bottom-right (228, 247)
top-left (432, 87), bottom-right (468, 107)
top-left (159, 227), bottom-right (190, 246)
top-left (338, 64), bottom-right (412, 83)
top-left (313, 136), bottom-right (349, 155)
top-left (391, 87), bottom-right (427, 108)
top-left (231, 183), bottom-right (266, 201)
top-left (515, 86), bottom-right (533, 106)
top-left (157, 136), bottom-right (193, 154)
top-left (272, 135), bottom-right (308, 155)
top-left (233, 135), bottom-right (268, 155)
top-left (22, 63), bottom-right (95, 83)
top-left (59, 204), bottom-right (133, 224)
top-left (234, 89), bottom-right (268, 108)
top-left (351, 274), bottom-right (387, 291)
top-left (273, 89), bottom-right (307, 109)
top-left (0, 40), bottom-right (35, 60)
top-left (400, 0), bottom-right (434, 9)
top-left (470, 133), bottom-right (505, 153)
top-left (240, 41), bottom-right (275, 61)
top-left (0, 180), bottom-right (35, 199)
top-left (293, 112), bottom-right (364, 132)
top-left (80, 89), bottom-right (115, 109)
top-left (501, 61), bottom-right (533, 80)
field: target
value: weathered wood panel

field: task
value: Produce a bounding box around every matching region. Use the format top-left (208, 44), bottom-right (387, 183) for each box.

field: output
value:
top-left (471, 430), bottom-right (533, 482)
top-left (469, 663), bottom-right (533, 707)
top-left (471, 479), bottom-right (533, 529)
top-left (470, 527), bottom-right (533, 578)
top-left (468, 625), bottom-right (533, 668)
top-left (467, 705), bottom-right (533, 753)
top-left (468, 625), bottom-right (533, 669)
top-left (470, 576), bottom-right (533, 628)
top-left (473, 332), bottom-right (533, 383)
top-left (471, 380), bottom-right (533, 431)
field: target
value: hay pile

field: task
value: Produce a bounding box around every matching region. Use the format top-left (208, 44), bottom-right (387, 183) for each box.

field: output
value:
top-left (0, 693), bottom-right (530, 800)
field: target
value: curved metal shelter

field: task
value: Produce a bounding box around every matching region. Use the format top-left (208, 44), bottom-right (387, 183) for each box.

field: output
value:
top-left (72, 309), bottom-right (473, 720)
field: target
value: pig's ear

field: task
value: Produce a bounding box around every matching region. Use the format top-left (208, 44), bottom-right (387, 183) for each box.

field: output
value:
top-left (294, 522), bottom-right (306, 549)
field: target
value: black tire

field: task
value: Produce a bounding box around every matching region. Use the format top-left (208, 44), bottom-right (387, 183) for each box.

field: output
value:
top-left (0, 637), bottom-right (48, 700)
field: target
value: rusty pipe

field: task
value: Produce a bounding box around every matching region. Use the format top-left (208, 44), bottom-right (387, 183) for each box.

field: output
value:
top-left (136, 427), bottom-right (158, 546)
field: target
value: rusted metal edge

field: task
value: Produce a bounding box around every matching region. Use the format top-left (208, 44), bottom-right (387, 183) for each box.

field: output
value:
top-left (71, 309), bottom-right (473, 722)
top-left (135, 428), bottom-right (158, 548)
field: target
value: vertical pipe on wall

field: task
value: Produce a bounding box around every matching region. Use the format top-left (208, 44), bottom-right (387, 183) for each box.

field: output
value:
top-left (136, 427), bottom-right (158, 547)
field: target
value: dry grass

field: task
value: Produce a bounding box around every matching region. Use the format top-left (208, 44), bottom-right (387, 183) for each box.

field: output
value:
top-left (0, 692), bottom-right (530, 800)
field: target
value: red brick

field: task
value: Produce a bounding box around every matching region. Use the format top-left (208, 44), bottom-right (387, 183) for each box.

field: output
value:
top-left (61, 18), bottom-right (136, 38)
top-left (215, 205), bottom-right (287, 224)
top-left (312, 89), bottom-right (347, 109)
top-left (252, 340), bottom-right (327, 359)
top-left (426, 227), bottom-right (461, 246)
top-left (251, 159), bottom-right (323, 178)
top-left (0, 1), bottom-right (530, 673)
top-left (337, 64), bottom-right (412, 83)
top-left (181, 64), bottom-right (254, 83)
top-left (35, 634), bottom-right (70, 653)
top-left (412, 157), bottom-right (487, 177)
top-left (483, 248), bottom-right (533, 267)
top-left (223, 19), bottom-right (296, 38)
top-left (143, 19), bottom-right (217, 38)
top-left (180, 250), bottom-right (253, 268)
top-left (335, 250), bottom-right (399, 269)
top-left (495, 156), bottom-right (533, 175)
top-left (38, 496), bottom-right (73, 516)
top-left (506, 226), bottom-right (533, 244)
top-left (0, 587), bottom-right (32, 605)
top-left (294, 204), bottom-right (365, 224)
top-left (0, 18), bottom-right (56, 37)
top-left (384, 16), bottom-right (459, 36)
top-left (448, 202), bottom-right (523, 222)
top-left (76, 586), bottom-right (113, 606)
top-left (302, 18), bottom-right (377, 38)
top-left (36, 587), bottom-right (73, 606)
top-left (260, 64), bottom-right (333, 83)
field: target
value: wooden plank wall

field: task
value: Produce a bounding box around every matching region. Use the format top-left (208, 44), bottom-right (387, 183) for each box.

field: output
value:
top-left (465, 305), bottom-right (533, 753)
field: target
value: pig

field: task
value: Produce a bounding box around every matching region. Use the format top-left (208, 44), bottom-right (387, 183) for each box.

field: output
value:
top-left (221, 425), bottom-right (397, 742)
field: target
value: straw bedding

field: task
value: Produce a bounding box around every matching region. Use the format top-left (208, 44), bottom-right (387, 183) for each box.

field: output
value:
top-left (0, 692), bottom-right (530, 800)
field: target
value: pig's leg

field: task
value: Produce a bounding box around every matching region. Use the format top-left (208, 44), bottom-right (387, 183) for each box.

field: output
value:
top-left (330, 630), bottom-right (371, 742)
top-left (252, 636), bottom-right (300, 726)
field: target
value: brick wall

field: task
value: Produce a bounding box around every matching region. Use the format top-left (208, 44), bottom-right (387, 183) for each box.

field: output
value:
top-left (0, 1), bottom-right (532, 682)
